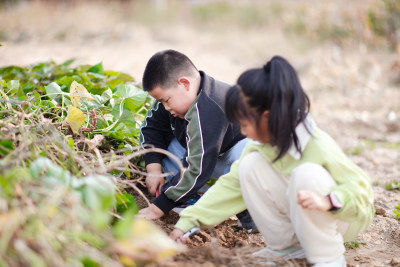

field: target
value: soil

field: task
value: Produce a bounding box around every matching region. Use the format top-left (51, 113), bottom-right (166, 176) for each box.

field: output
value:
top-left (1, 1), bottom-right (399, 266)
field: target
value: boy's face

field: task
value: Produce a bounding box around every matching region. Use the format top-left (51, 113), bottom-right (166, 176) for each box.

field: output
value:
top-left (150, 79), bottom-right (197, 119)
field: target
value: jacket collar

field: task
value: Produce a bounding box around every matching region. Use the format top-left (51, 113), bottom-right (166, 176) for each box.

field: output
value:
top-left (287, 114), bottom-right (316, 160)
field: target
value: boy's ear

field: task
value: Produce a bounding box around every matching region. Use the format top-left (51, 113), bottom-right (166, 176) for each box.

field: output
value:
top-left (262, 110), bottom-right (269, 118)
top-left (177, 77), bottom-right (190, 90)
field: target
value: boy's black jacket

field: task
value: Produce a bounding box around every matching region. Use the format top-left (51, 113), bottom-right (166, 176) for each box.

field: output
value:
top-left (140, 71), bottom-right (245, 213)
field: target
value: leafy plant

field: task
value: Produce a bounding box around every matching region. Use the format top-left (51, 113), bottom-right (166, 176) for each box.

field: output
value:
top-left (385, 180), bottom-right (400, 190)
top-left (344, 240), bottom-right (366, 249)
top-left (394, 203), bottom-right (400, 219)
top-left (0, 60), bottom-right (152, 147)
top-left (0, 60), bottom-right (186, 266)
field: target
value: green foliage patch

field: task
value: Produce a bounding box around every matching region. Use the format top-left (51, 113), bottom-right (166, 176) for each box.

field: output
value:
top-left (0, 60), bottom-right (185, 266)
top-left (0, 59), bottom-right (151, 146)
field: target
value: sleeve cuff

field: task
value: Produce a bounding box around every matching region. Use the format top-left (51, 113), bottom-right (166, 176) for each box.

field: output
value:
top-left (175, 218), bottom-right (197, 233)
top-left (143, 152), bottom-right (164, 166)
top-left (152, 193), bottom-right (179, 214)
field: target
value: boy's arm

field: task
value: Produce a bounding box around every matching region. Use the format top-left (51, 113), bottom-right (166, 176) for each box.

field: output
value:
top-left (153, 102), bottom-right (230, 213)
top-left (140, 101), bottom-right (174, 165)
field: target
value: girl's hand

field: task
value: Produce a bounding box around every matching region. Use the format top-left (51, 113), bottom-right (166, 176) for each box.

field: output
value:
top-left (297, 190), bottom-right (331, 211)
top-left (170, 228), bottom-right (188, 243)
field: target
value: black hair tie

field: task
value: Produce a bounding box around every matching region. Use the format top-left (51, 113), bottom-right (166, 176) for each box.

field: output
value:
top-left (263, 61), bottom-right (271, 73)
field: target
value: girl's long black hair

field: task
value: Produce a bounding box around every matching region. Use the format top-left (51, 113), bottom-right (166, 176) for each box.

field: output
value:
top-left (226, 55), bottom-right (310, 162)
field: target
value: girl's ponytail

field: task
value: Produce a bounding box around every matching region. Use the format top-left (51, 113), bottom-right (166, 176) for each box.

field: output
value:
top-left (267, 56), bottom-right (310, 161)
top-left (263, 61), bottom-right (271, 73)
top-left (225, 55), bottom-right (310, 162)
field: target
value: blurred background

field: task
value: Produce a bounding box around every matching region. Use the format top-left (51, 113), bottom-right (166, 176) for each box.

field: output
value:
top-left (0, 0), bottom-right (399, 180)
top-left (0, 0), bottom-right (399, 83)
top-left (1, 2), bottom-right (400, 266)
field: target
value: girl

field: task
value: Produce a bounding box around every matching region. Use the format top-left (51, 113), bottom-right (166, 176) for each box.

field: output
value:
top-left (170, 56), bottom-right (374, 267)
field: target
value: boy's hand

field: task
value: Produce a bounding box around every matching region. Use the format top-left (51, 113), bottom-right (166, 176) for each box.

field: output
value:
top-left (170, 228), bottom-right (188, 243)
top-left (297, 190), bottom-right (331, 211)
top-left (146, 174), bottom-right (164, 195)
top-left (137, 204), bottom-right (165, 220)
top-left (146, 163), bottom-right (165, 195)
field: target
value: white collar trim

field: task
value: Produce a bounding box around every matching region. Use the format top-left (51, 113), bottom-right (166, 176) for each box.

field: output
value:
top-left (287, 115), bottom-right (316, 160)
top-left (248, 115), bottom-right (316, 160)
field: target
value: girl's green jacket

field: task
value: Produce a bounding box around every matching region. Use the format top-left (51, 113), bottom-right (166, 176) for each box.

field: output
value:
top-left (175, 116), bottom-right (374, 242)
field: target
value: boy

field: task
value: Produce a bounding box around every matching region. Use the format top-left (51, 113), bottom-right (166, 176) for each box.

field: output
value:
top-left (138, 50), bottom-right (254, 231)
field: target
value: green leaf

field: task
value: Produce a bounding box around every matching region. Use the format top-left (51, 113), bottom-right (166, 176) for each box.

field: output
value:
top-left (113, 119), bottom-right (136, 137)
top-left (115, 192), bottom-right (138, 215)
top-left (78, 175), bottom-right (115, 211)
top-left (30, 157), bottom-right (51, 179)
top-left (115, 84), bottom-right (144, 98)
top-left (56, 76), bottom-right (79, 89)
top-left (101, 88), bottom-right (113, 102)
top-left (29, 157), bottom-right (73, 185)
top-left (75, 175), bottom-right (115, 229)
top-left (45, 82), bottom-right (63, 100)
top-left (386, 180), bottom-right (400, 190)
top-left (111, 102), bottom-right (124, 119)
top-left (81, 258), bottom-right (100, 267)
top-left (124, 96), bottom-right (147, 112)
top-left (53, 68), bottom-right (73, 77)
top-left (87, 63), bottom-right (104, 75)
top-left (106, 79), bottom-right (124, 90)
top-left (67, 137), bottom-right (74, 149)
top-left (7, 80), bottom-right (20, 91)
top-left (0, 66), bottom-right (26, 80)
top-left (6, 79), bottom-right (26, 98)
top-left (104, 71), bottom-right (134, 81)
top-left (115, 84), bottom-right (148, 111)
top-left (108, 106), bottom-right (137, 137)
top-left (83, 88), bottom-right (112, 109)
top-left (0, 140), bottom-right (14, 156)
top-left (31, 61), bottom-right (54, 77)
top-left (62, 58), bottom-right (75, 66)
top-left (87, 84), bottom-right (108, 95)
top-left (113, 208), bottom-right (136, 239)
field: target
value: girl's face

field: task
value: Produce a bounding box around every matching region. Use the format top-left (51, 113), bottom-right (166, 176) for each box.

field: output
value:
top-left (238, 111), bottom-right (270, 143)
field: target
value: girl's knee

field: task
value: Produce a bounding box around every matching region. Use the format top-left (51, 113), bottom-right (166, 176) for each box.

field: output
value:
top-left (291, 162), bottom-right (336, 193)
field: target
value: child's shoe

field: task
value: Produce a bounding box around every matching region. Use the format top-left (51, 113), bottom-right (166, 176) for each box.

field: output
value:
top-left (313, 255), bottom-right (346, 267)
top-left (253, 245), bottom-right (306, 260)
top-left (253, 245), bottom-right (305, 265)
top-left (236, 210), bottom-right (258, 233)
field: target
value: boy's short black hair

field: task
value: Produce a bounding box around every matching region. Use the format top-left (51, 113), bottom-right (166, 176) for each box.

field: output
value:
top-left (142, 50), bottom-right (198, 92)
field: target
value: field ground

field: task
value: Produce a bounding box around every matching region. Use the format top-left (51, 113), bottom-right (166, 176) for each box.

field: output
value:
top-left (1, 0), bottom-right (399, 266)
